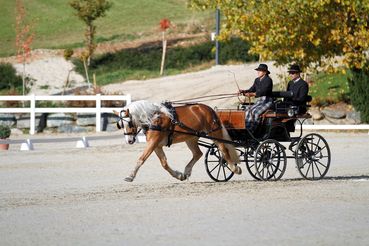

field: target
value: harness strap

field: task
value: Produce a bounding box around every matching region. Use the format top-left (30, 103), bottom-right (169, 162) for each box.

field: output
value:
top-left (148, 102), bottom-right (224, 147)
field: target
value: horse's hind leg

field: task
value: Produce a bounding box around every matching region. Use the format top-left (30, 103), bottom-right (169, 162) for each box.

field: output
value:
top-left (183, 138), bottom-right (203, 179)
top-left (155, 147), bottom-right (186, 181)
top-left (216, 142), bottom-right (242, 175)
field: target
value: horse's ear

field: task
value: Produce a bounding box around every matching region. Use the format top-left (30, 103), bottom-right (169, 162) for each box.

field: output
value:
top-left (125, 109), bottom-right (130, 116)
top-left (113, 110), bottom-right (119, 116)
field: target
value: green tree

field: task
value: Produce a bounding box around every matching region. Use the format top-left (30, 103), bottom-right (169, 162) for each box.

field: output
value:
top-left (69, 0), bottom-right (112, 65)
top-left (69, 0), bottom-right (112, 88)
top-left (189, 0), bottom-right (369, 122)
top-left (189, 0), bottom-right (369, 70)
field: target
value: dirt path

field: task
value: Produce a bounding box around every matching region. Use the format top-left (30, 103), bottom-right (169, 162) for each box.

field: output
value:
top-left (102, 62), bottom-right (285, 108)
top-left (1, 132), bottom-right (369, 245)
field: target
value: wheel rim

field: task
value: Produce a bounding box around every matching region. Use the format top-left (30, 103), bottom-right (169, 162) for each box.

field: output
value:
top-left (295, 133), bottom-right (331, 180)
top-left (204, 146), bottom-right (237, 182)
top-left (254, 139), bottom-right (287, 181)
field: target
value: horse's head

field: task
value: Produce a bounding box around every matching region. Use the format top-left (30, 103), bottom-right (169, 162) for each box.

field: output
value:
top-left (114, 109), bottom-right (139, 144)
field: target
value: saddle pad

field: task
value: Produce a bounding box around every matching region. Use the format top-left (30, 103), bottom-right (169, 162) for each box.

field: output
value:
top-left (216, 110), bottom-right (245, 129)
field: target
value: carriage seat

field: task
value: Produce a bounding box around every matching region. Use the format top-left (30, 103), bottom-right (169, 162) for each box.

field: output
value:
top-left (271, 91), bottom-right (312, 116)
top-left (261, 91), bottom-right (312, 120)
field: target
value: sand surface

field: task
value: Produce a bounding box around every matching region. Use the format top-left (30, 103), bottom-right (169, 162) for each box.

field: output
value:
top-left (2, 53), bottom-right (369, 245)
top-left (1, 132), bottom-right (369, 245)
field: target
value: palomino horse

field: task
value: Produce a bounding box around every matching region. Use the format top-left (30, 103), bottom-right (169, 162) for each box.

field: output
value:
top-left (114, 100), bottom-right (241, 182)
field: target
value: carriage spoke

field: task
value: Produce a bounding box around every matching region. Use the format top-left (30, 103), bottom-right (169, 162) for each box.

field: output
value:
top-left (222, 165), bottom-right (227, 180)
top-left (313, 161), bottom-right (323, 177)
top-left (216, 163), bottom-right (222, 180)
top-left (314, 138), bottom-right (321, 153)
top-left (209, 163), bottom-right (221, 173)
top-left (311, 160), bottom-right (315, 178)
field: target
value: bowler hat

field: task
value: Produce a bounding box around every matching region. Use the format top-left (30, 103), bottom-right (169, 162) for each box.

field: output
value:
top-left (255, 64), bottom-right (270, 74)
top-left (288, 64), bottom-right (302, 73)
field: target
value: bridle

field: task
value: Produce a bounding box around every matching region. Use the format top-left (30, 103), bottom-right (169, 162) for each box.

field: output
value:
top-left (116, 110), bottom-right (142, 143)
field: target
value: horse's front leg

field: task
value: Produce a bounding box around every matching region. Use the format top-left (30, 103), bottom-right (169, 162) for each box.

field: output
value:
top-left (124, 141), bottom-right (157, 182)
top-left (154, 147), bottom-right (186, 181)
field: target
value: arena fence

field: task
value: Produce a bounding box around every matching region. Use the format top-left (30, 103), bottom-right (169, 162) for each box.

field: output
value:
top-left (0, 94), bottom-right (131, 134)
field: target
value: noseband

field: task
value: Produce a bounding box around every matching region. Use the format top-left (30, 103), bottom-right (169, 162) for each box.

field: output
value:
top-left (116, 110), bottom-right (142, 142)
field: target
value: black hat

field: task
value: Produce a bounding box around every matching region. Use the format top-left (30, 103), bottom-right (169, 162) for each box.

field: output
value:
top-left (255, 64), bottom-right (270, 74)
top-left (288, 64), bottom-right (302, 73)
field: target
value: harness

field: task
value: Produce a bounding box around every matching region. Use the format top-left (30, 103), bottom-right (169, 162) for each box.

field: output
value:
top-left (149, 102), bottom-right (222, 147)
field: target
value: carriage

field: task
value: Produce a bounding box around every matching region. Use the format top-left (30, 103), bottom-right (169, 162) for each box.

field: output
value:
top-left (199, 91), bottom-right (331, 182)
top-left (116, 91), bottom-right (331, 183)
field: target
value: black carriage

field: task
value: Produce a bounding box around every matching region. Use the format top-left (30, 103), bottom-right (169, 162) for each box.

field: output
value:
top-left (200, 92), bottom-right (331, 182)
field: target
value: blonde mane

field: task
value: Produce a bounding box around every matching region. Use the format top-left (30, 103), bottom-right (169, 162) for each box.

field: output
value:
top-left (124, 100), bottom-right (173, 126)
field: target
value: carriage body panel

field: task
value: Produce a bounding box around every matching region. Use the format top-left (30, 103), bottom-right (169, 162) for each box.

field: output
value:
top-left (216, 110), bottom-right (245, 129)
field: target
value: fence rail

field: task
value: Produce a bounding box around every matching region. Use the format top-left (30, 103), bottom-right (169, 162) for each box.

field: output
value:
top-left (0, 94), bottom-right (131, 134)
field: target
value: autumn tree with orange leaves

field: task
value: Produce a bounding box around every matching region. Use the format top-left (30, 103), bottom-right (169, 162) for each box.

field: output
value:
top-left (15, 0), bottom-right (34, 95)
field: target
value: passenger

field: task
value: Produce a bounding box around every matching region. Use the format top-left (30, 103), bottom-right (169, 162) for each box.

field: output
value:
top-left (239, 63), bottom-right (273, 131)
top-left (285, 64), bottom-right (309, 113)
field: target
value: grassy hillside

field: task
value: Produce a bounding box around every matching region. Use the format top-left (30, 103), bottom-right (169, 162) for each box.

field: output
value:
top-left (0, 0), bottom-right (212, 57)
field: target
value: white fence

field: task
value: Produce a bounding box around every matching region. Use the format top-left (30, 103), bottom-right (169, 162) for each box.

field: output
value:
top-left (0, 94), bottom-right (131, 134)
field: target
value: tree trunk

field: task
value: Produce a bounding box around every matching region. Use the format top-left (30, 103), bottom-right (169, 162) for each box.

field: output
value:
top-left (160, 32), bottom-right (167, 76)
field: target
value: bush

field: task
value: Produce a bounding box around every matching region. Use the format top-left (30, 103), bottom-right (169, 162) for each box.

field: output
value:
top-left (349, 62), bottom-right (369, 123)
top-left (0, 124), bottom-right (11, 139)
top-left (0, 63), bottom-right (22, 91)
top-left (219, 37), bottom-right (258, 64)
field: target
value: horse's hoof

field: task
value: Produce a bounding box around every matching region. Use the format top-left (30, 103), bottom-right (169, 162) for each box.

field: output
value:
top-left (124, 176), bottom-right (134, 182)
top-left (175, 171), bottom-right (186, 181)
top-left (235, 166), bottom-right (242, 175)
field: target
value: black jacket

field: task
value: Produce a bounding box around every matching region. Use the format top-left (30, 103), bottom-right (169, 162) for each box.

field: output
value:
top-left (286, 78), bottom-right (309, 105)
top-left (245, 75), bottom-right (273, 98)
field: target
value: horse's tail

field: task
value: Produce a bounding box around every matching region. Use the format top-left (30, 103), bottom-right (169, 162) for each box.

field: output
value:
top-left (220, 126), bottom-right (240, 164)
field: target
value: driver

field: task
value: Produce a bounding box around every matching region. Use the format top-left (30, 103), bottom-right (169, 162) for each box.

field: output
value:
top-left (239, 64), bottom-right (273, 131)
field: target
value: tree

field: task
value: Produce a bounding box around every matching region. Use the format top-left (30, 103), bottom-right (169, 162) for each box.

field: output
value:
top-left (15, 0), bottom-right (34, 95)
top-left (69, 0), bottom-right (112, 87)
top-left (189, 0), bottom-right (369, 122)
top-left (189, 0), bottom-right (369, 70)
top-left (70, 0), bottom-right (112, 64)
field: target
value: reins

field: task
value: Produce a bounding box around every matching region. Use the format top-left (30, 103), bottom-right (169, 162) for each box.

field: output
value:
top-left (171, 93), bottom-right (239, 104)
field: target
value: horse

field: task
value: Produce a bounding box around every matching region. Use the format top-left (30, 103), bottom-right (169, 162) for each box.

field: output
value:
top-left (114, 100), bottom-right (241, 182)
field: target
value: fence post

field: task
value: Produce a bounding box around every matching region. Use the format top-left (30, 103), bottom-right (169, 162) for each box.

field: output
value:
top-left (96, 94), bottom-right (101, 132)
top-left (30, 94), bottom-right (36, 135)
top-left (126, 94), bottom-right (131, 105)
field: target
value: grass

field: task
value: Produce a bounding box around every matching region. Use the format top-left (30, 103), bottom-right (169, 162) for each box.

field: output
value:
top-left (0, 0), bottom-right (213, 57)
top-left (73, 38), bottom-right (257, 86)
top-left (309, 71), bottom-right (351, 106)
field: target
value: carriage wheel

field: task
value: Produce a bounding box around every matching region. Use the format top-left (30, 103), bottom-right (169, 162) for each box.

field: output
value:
top-left (244, 146), bottom-right (261, 180)
top-left (295, 133), bottom-right (331, 180)
top-left (254, 139), bottom-right (287, 181)
top-left (204, 145), bottom-right (242, 182)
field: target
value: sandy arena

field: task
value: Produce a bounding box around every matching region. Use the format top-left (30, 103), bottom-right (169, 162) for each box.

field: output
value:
top-left (1, 131), bottom-right (369, 245)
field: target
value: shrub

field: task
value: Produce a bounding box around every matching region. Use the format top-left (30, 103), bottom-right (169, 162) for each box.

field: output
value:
top-left (0, 63), bottom-right (22, 91)
top-left (64, 48), bottom-right (74, 60)
top-left (349, 62), bottom-right (369, 123)
top-left (219, 37), bottom-right (258, 64)
top-left (0, 124), bottom-right (11, 139)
